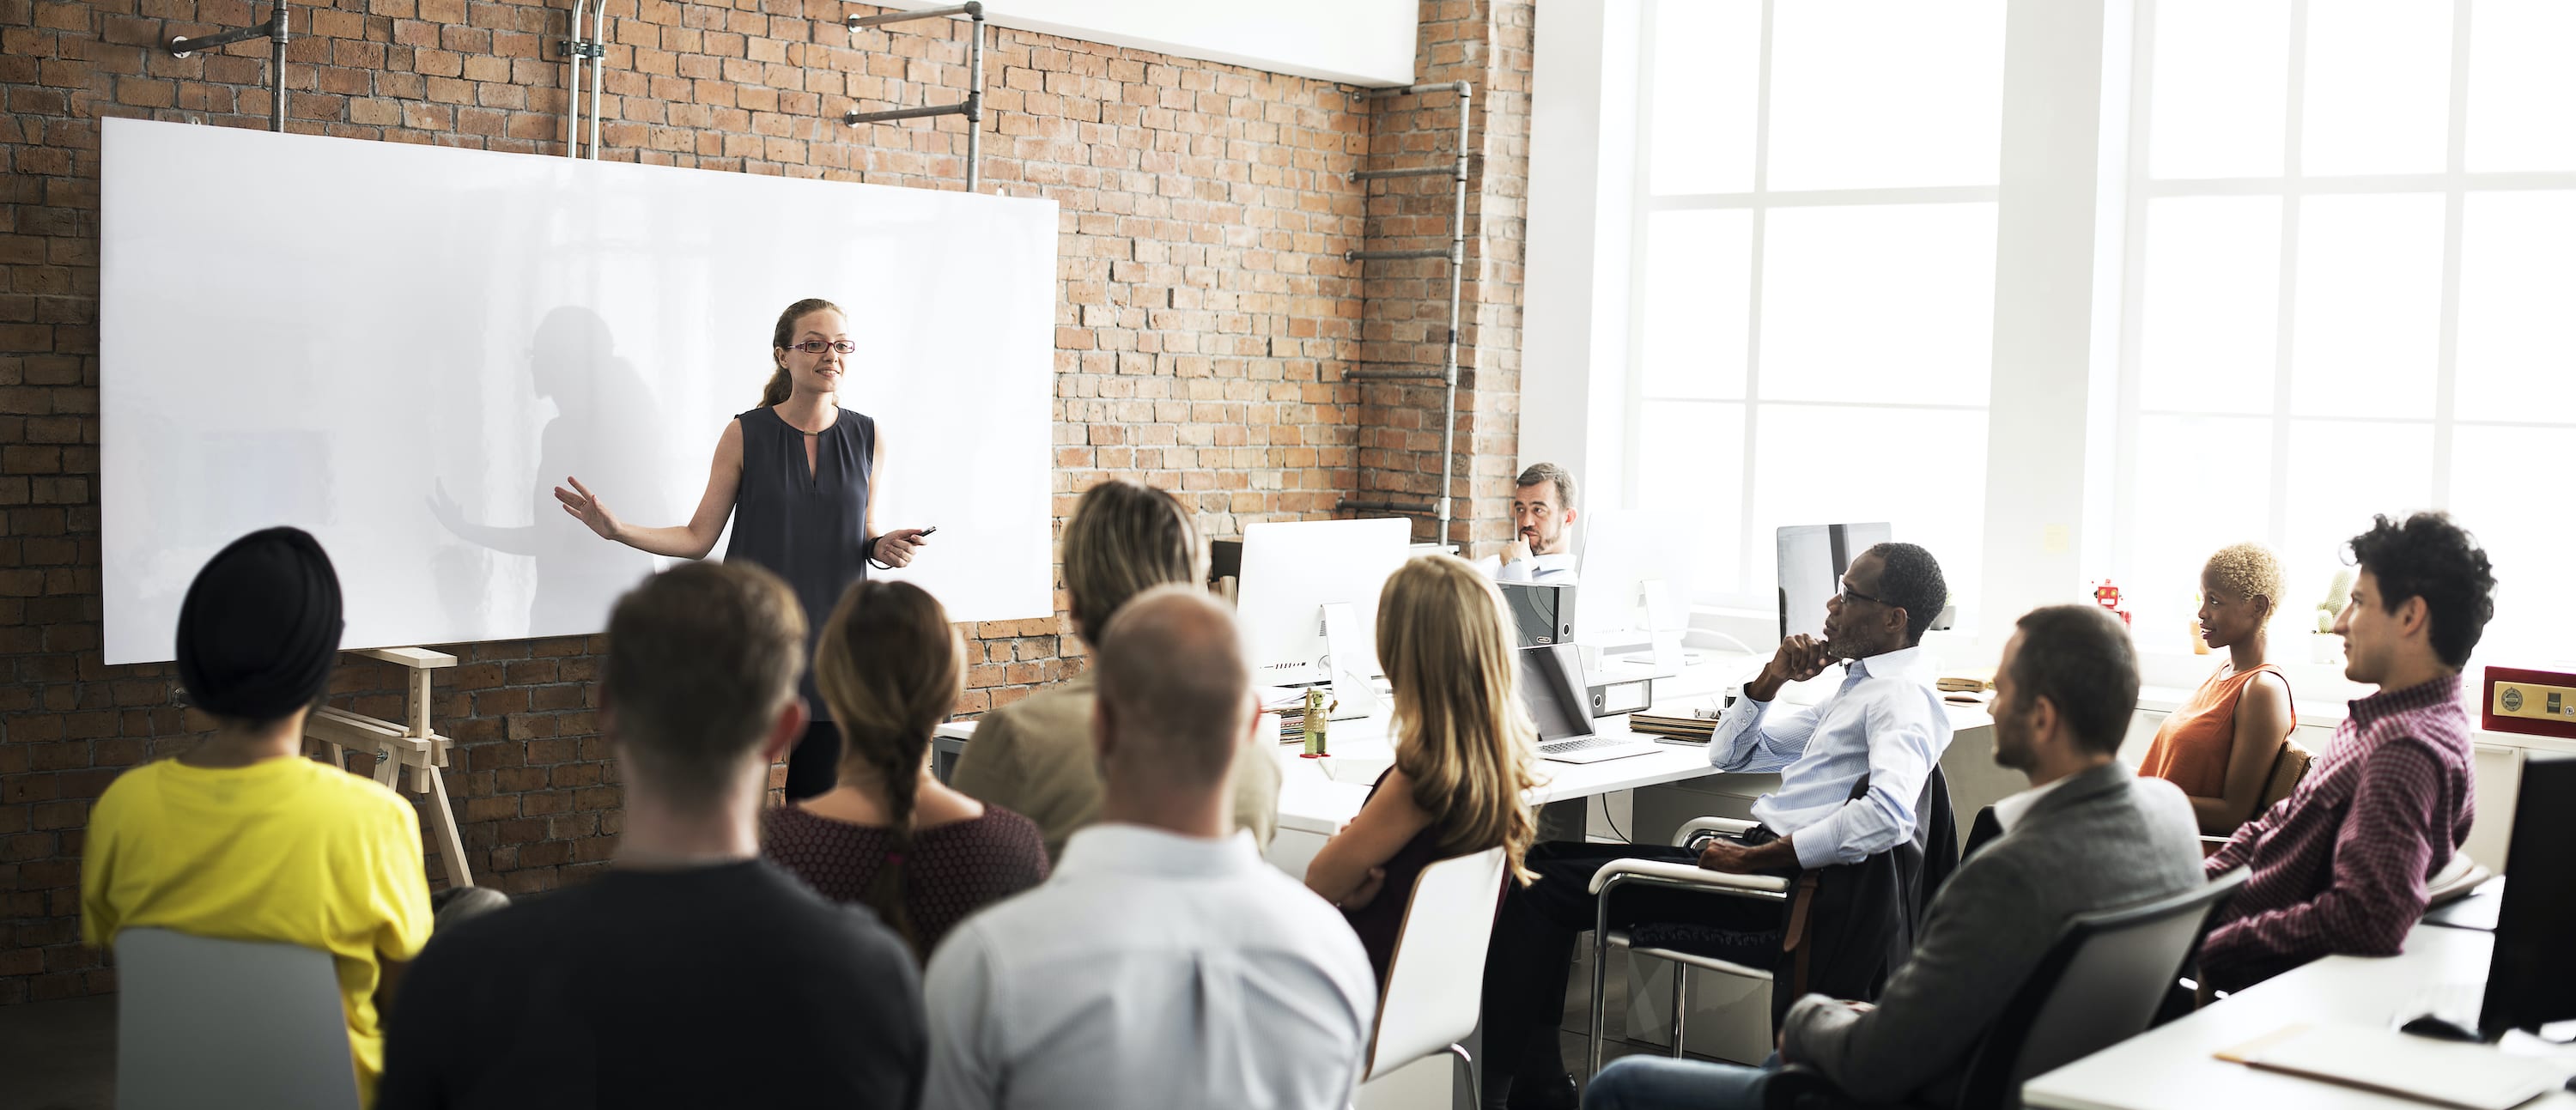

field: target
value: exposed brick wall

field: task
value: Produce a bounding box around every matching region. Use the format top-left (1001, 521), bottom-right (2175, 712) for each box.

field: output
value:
top-left (1347, 0), bottom-right (1531, 554)
top-left (0, 0), bottom-right (1534, 1004)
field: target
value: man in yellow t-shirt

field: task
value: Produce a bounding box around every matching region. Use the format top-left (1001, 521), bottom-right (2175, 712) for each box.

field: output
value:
top-left (81, 528), bottom-right (433, 1105)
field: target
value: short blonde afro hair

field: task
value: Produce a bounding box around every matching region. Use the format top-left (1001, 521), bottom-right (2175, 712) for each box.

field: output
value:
top-left (2203, 542), bottom-right (2284, 620)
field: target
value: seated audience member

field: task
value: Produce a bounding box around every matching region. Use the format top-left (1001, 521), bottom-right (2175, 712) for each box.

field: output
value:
top-left (950, 479), bottom-right (1279, 860)
top-left (764, 579), bottom-right (1049, 959)
top-left (1483, 462), bottom-right (1580, 583)
top-left (922, 586), bottom-right (1374, 1110)
top-left (2138, 542), bottom-right (2298, 835)
top-left (1483, 543), bottom-right (1953, 1109)
top-left (378, 562), bottom-right (923, 1109)
top-left (1583, 605), bottom-right (2205, 1110)
top-left (2197, 513), bottom-right (2494, 994)
top-left (82, 528), bottom-right (440, 1105)
top-left (1304, 555), bottom-right (1539, 983)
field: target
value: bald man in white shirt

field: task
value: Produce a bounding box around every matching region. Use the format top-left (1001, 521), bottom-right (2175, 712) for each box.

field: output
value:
top-left (920, 586), bottom-right (1376, 1110)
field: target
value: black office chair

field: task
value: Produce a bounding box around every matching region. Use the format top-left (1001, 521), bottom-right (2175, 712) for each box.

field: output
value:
top-left (1764, 868), bottom-right (2249, 1110)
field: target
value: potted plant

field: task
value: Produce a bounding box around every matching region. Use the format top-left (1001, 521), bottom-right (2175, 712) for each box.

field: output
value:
top-left (2311, 567), bottom-right (2352, 664)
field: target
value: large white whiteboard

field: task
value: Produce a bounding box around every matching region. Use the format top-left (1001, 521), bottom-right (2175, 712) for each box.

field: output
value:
top-left (100, 118), bottom-right (1056, 664)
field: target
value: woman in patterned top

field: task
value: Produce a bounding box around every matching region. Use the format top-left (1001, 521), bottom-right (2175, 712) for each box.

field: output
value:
top-left (762, 579), bottom-right (1048, 960)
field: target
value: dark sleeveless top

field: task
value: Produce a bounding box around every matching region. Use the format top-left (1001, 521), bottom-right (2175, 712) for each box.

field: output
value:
top-left (1342, 768), bottom-right (1452, 986)
top-left (726, 405), bottom-right (873, 716)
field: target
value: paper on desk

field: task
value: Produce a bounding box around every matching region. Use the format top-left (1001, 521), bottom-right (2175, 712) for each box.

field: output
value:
top-left (2215, 1023), bottom-right (2569, 1110)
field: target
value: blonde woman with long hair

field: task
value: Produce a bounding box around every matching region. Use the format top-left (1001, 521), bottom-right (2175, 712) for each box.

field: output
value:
top-left (1304, 554), bottom-right (1539, 984)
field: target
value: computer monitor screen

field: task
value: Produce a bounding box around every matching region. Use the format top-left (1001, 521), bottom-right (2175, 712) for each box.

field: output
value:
top-left (1572, 508), bottom-right (1696, 646)
top-left (1776, 523), bottom-right (1893, 642)
top-left (2482, 751), bottom-right (2576, 1038)
top-left (1515, 644), bottom-right (1592, 743)
top-left (1234, 518), bottom-right (1413, 686)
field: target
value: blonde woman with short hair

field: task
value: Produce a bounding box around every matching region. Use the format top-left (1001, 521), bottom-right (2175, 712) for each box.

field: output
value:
top-left (2137, 542), bottom-right (2297, 835)
top-left (1304, 554), bottom-right (1539, 985)
top-left (947, 480), bottom-right (1282, 861)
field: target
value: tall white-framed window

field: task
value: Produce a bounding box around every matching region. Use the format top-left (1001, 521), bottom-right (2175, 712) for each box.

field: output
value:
top-left (1623, 0), bottom-right (2008, 619)
top-left (2111, 0), bottom-right (2576, 665)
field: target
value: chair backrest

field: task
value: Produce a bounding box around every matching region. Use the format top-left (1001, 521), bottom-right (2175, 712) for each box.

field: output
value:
top-left (1951, 869), bottom-right (2250, 1110)
top-left (1364, 846), bottom-right (1510, 1082)
top-left (114, 928), bottom-right (361, 1110)
top-left (2255, 737), bottom-right (2316, 816)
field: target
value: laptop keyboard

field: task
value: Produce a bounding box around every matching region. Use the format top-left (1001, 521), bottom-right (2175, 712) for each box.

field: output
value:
top-left (1538, 737), bottom-right (1638, 755)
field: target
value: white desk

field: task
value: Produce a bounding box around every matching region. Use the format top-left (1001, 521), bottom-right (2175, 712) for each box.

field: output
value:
top-left (2022, 924), bottom-right (2576, 1110)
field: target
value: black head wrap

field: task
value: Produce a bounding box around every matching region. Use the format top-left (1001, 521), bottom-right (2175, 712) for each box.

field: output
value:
top-left (175, 527), bottom-right (344, 724)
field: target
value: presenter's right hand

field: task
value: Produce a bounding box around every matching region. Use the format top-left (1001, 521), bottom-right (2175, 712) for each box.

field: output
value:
top-left (1498, 535), bottom-right (1532, 565)
top-left (1747, 634), bottom-right (1832, 701)
top-left (554, 476), bottom-right (623, 543)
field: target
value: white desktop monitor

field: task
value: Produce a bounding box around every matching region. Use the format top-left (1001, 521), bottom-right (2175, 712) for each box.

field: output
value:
top-left (1776, 523), bottom-right (1893, 641)
top-left (1571, 508), bottom-right (1697, 647)
top-left (1235, 517), bottom-right (1414, 686)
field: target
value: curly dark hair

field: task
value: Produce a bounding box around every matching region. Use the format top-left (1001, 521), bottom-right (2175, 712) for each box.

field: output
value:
top-left (1866, 542), bottom-right (1948, 646)
top-left (2346, 512), bottom-right (2496, 669)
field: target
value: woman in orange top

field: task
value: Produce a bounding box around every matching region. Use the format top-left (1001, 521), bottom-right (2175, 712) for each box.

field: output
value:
top-left (2139, 542), bottom-right (2297, 835)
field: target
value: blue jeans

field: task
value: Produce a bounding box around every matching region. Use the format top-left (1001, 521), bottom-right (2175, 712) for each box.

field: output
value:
top-left (1582, 1054), bottom-right (1777, 1110)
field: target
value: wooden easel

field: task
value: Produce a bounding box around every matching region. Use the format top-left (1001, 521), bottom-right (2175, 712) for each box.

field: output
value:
top-left (304, 647), bottom-right (472, 889)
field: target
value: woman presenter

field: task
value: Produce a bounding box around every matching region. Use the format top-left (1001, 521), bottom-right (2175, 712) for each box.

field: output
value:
top-left (556, 297), bottom-right (933, 800)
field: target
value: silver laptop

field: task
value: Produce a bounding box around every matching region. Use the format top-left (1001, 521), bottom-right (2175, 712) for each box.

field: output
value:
top-left (1519, 644), bottom-right (1662, 764)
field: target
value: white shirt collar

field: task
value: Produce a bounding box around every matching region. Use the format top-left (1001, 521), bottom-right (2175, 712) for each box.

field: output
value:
top-left (1056, 823), bottom-right (1262, 881)
top-left (1849, 645), bottom-right (1931, 682)
top-left (1990, 774), bottom-right (2071, 834)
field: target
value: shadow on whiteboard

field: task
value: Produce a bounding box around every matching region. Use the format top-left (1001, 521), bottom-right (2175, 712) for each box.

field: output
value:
top-left (425, 306), bottom-right (667, 640)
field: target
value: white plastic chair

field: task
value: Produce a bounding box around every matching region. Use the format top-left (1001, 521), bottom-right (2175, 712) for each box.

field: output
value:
top-left (113, 928), bottom-right (361, 1110)
top-left (1359, 846), bottom-right (1511, 1108)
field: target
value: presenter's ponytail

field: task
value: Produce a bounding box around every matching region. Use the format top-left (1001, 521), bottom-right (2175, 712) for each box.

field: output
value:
top-left (811, 579), bottom-right (963, 960)
top-left (763, 297), bottom-right (845, 408)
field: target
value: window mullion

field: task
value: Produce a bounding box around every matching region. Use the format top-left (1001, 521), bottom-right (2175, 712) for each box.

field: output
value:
top-left (2111, 0), bottom-right (2162, 597)
top-left (2267, 0), bottom-right (2312, 553)
top-left (2429, 0), bottom-right (2475, 510)
top-left (1735, 0), bottom-right (1775, 607)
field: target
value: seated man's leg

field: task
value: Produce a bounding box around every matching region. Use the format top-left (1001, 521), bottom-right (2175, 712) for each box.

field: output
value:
top-left (1482, 841), bottom-right (1784, 1101)
top-left (1582, 1056), bottom-right (1771, 1110)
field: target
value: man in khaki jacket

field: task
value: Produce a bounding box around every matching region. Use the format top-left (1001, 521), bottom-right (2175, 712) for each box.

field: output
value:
top-left (951, 481), bottom-right (1279, 861)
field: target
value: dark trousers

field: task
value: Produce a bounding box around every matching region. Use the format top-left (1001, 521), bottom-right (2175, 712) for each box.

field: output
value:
top-left (1480, 840), bottom-right (1788, 1089)
top-left (784, 719), bottom-right (841, 802)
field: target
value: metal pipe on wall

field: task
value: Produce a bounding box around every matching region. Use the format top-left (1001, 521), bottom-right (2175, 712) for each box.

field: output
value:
top-left (269, 3), bottom-right (289, 132)
top-left (1340, 81), bottom-right (1473, 548)
top-left (842, 2), bottom-right (987, 192)
top-left (586, 0), bottom-right (605, 159)
top-left (564, 0), bottom-right (586, 156)
top-left (166, 2), bottom-right (292, 133)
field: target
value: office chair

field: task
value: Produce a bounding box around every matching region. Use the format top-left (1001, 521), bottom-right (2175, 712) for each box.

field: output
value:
top-left (1763, 868), bottom-right (2251, 1110)
top-left (113, 928), bottom-right (361, 1110)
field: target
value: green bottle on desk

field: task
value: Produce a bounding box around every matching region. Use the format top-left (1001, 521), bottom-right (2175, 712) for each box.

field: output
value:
top-left (1301, 686), bottom-right (1331, 758)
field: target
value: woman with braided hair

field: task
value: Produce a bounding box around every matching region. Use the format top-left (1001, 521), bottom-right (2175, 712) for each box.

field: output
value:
top-left (761, 579), bottom-right (1048, 959)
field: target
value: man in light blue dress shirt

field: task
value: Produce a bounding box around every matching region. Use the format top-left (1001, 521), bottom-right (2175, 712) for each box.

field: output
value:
top-left (1478, 543), bottom-right (1953, 1110)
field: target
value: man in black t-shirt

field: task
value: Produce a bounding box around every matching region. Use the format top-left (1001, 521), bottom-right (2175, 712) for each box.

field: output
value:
top-left (379, 563), bottom-right (924, 1110)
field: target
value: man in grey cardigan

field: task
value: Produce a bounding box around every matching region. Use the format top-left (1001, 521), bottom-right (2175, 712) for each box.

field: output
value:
top-left (1583, 604), bottom-right (2205, 1110)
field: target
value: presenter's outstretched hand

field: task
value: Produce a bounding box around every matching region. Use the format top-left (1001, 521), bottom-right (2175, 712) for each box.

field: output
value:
top-left (875, 527), bottom-right (933, 568)
top-left (554, 476), bottom-right (623, 543)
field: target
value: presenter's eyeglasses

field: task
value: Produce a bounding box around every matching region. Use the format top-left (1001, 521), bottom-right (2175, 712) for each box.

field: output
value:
top-left (1837, 580), bottom-right (1886, 607)
top-left (791, 340), bottom-right (858, 355)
